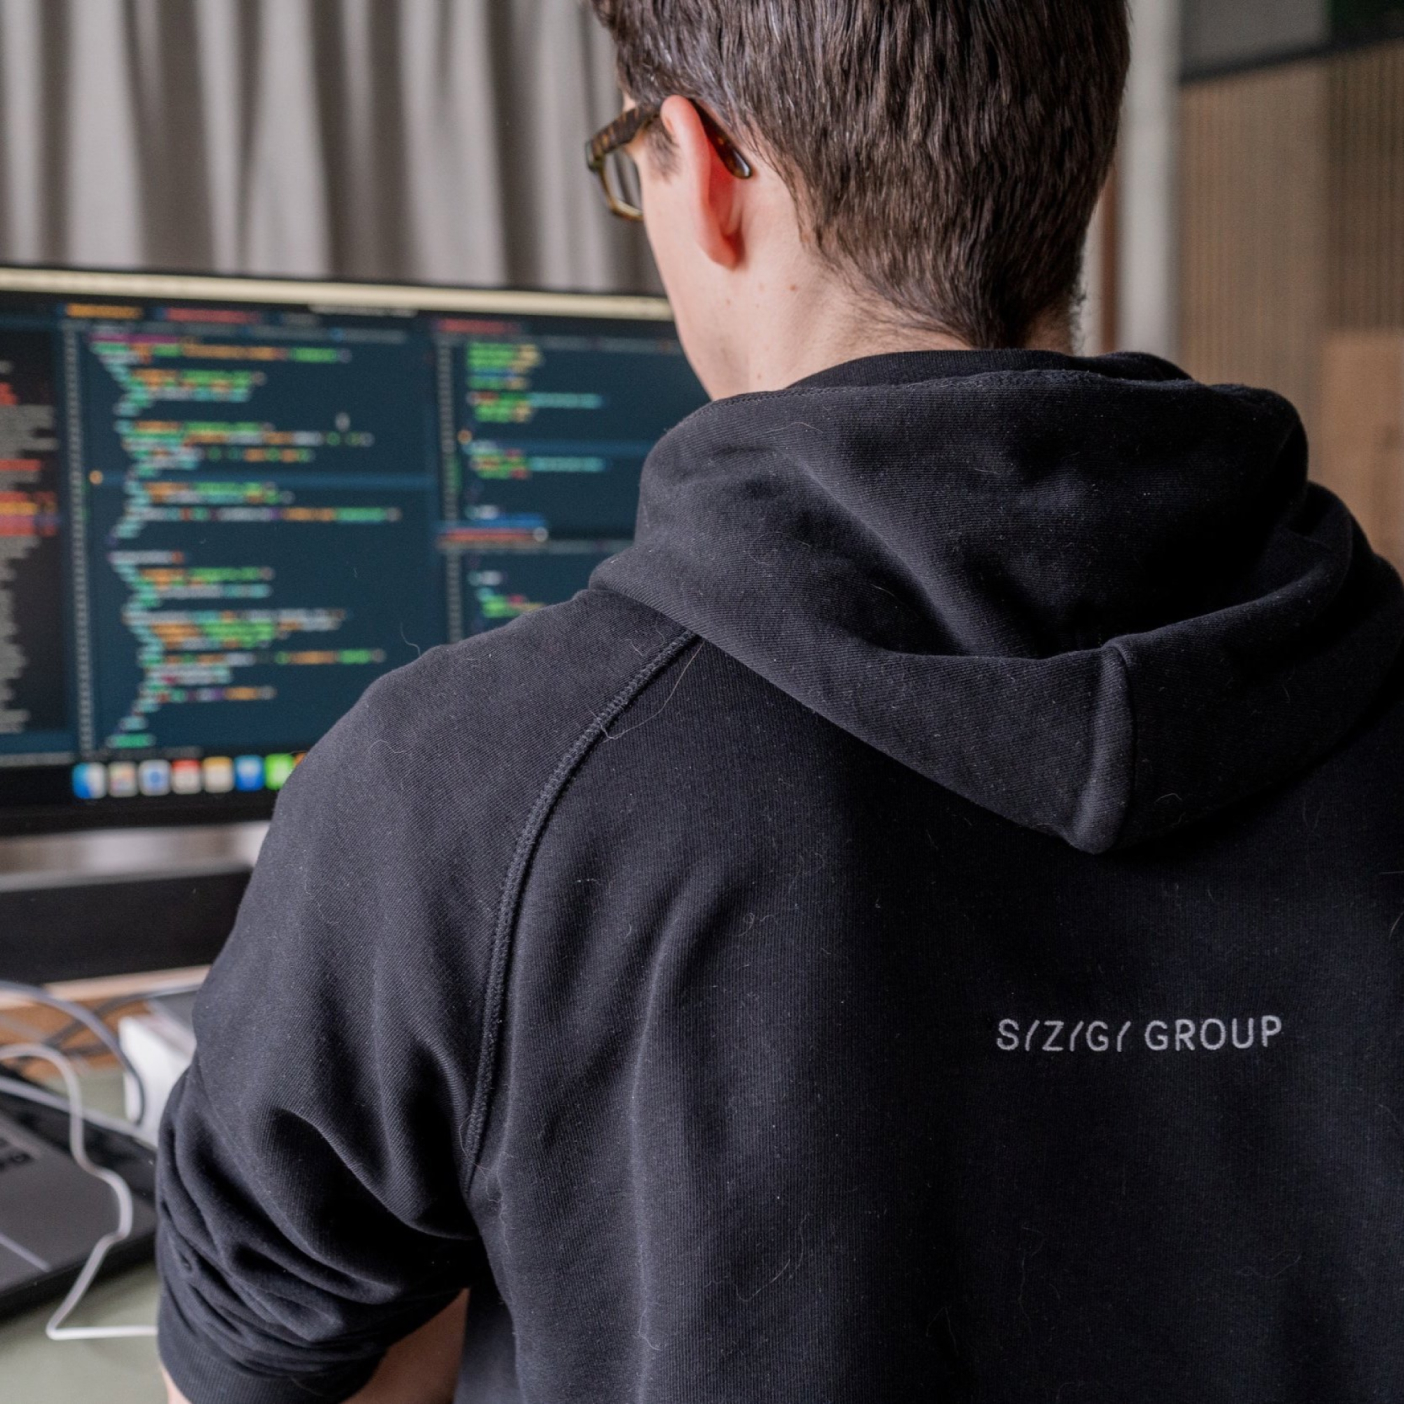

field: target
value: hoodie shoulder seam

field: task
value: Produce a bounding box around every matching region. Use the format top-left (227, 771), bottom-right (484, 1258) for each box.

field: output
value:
top-left (459, 626), bottom-right (699, 1192)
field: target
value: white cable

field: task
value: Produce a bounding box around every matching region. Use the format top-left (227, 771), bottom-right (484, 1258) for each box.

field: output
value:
top-left (0, 982), bottom-right (148, 1127)
top-left (0, 1044), bottom-right (157, 1341)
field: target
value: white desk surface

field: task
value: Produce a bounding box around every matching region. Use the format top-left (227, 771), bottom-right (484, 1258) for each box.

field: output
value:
top-left (0, 1065), bottom-right (163, 1402)
top-left (0, 1265), bottom-right (163, 1403)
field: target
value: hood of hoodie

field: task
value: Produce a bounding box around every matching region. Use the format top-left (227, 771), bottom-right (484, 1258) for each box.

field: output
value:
top-left (593, 349), bottom-right (1404, 854)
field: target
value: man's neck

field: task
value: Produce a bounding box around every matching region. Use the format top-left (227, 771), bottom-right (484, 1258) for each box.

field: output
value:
top-left (728, 281), bottom-right (1075, 395)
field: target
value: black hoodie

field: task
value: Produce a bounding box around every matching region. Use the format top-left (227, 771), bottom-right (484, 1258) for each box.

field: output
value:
top-left (158, 350), bottom-right (1404, 1404)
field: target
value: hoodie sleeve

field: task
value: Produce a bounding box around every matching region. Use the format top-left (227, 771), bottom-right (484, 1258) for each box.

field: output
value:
top-left (156, 671), bottom-right (492, 1404)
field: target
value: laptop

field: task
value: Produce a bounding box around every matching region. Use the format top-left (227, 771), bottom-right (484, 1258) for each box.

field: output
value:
top-left (0, 1094), bottom-right (156, 1320)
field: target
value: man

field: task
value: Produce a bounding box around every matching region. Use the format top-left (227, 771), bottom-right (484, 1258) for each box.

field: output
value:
top-left (160, 2), bottom-right (1404, 1401)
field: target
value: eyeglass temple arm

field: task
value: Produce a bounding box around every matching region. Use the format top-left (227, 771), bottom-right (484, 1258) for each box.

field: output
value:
top-left (588, 102), bottom-right (753, 182)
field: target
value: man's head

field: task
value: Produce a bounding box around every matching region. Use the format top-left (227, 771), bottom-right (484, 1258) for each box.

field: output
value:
top-left (589, 0), bottom-right (1131, 397)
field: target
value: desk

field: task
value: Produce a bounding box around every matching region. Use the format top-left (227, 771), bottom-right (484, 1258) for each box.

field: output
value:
top-left (0, 1265), bottom-right (162, 1403)
top-left (0, 1060), bottom-right (165, 1403)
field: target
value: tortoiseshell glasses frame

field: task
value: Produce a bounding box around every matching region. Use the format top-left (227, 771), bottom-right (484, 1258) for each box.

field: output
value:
top-left (585, 102), bottom-right (755, 222)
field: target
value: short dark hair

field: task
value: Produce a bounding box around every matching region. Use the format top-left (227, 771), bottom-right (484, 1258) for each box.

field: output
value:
top-left (588, 1), bottom-right (1130, 349)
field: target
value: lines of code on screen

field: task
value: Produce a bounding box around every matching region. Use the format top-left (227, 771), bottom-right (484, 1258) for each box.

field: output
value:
top-left (80, 314), bottom-right (442, 754)
top-left (438, 315), bottom-right (703, 636)
top-left (0, 328), bottom-right (69, 756)
top-left (0, 287), bottom-right (704, 821)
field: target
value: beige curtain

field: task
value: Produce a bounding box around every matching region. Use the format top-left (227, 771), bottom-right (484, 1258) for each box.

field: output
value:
top-left (0, 0), bottom-right (657, 291)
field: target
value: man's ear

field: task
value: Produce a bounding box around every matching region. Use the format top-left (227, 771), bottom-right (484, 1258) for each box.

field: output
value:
top-left (657, 95), bottom-right (746, 270)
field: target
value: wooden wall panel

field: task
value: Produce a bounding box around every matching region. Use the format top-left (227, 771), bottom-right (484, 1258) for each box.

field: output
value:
top-left (1179, 64), bottom-right (1330, 436)
top-left (1181, 37), bottom-right (1404, 484)
top-left (1329, 42), bottom-right (1404, 328)
top-left (1320, 332), bottom-right (1404, 570)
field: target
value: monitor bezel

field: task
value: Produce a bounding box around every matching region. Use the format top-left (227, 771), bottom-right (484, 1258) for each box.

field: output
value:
top-left (0, 262), bottom-right (678, 839)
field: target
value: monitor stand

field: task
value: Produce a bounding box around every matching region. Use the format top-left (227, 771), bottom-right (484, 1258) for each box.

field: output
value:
top-left (0, 825), bottom-right (264, 986)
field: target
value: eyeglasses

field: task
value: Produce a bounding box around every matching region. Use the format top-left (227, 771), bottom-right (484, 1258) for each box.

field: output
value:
top-left (585, 103), bottom-right (754, 223)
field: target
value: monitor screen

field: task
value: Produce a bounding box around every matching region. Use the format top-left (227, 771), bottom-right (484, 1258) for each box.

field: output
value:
top-left (0, 268), bottom-right (707, 835)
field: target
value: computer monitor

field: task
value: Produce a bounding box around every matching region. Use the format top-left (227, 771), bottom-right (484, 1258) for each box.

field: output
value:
top-left (0, 267), bottom-right (707, 837)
